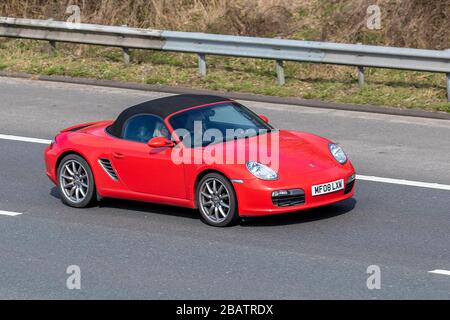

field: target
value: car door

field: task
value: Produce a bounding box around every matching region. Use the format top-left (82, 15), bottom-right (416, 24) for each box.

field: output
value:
top-left (109, 114), bottom-right (186, 199)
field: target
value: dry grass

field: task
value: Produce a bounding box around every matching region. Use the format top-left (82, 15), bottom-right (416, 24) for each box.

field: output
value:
top-left (1, 0), bottom-right (448, 48)
top-left (0, 0), bottom-right (301, 35)
top-left (315, 0), bottom-right (450, 49)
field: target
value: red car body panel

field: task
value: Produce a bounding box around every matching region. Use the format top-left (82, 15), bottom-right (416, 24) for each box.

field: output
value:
top-left (45, 106), bottom-right (355, 217)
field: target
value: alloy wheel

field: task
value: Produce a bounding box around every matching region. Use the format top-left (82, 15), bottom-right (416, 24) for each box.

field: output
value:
top-left (199, 178), bottom-right (231, 224)
top-left (59, 160), bottom-right (90, 204)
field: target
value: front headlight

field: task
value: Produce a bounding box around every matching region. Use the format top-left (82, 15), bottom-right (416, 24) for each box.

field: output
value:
top-left (329, 143), bottom-right (347, 164)
top-left (246, 161), bottom-right (278, 180)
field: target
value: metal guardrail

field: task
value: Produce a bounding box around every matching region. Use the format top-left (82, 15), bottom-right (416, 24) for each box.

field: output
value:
top-left (1, 17), bottom-right (450, 101)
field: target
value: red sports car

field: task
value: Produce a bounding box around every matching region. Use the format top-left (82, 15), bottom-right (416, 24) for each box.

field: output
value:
top-left (45, 94), bottom-right (355, 227)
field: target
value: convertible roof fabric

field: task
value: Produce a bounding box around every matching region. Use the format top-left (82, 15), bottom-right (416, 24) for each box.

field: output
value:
top-left (107, 94), bottom-right (231, 137)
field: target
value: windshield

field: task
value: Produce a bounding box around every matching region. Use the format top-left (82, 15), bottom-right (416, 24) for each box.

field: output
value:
top-left (169, 102), bottom-right (273, 148)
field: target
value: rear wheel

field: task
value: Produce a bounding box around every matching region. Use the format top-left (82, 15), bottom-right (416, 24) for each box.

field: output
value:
top-left (197, 173), bottom-right (238, 227)
top-left (57, 154), bottom-right (96, 208)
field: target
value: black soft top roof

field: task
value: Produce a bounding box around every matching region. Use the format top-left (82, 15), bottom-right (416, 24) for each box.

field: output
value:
top-left (107, 94), bottom-right (231, 137)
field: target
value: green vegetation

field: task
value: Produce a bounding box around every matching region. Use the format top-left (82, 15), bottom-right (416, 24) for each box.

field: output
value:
top-left (0, 39), bottom-right (448, 112)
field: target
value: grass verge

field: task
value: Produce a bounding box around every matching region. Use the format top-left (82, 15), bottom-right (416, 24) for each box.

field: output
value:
top-left (0, 39), bottom-right (449, 113)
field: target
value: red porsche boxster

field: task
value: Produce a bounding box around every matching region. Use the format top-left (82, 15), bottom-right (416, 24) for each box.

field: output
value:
top-left (45, 94), bottom-right (355, 226)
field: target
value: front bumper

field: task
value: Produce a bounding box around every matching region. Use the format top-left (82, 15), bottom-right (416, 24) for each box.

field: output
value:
top-left (234, 166), bottom-right (355, 216)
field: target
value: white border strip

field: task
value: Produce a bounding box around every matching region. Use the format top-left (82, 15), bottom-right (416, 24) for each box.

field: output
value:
top-left (0, 134), bottom-right (51, 145)
top-left (357, 175), bottom-right (450, 191)
top-left (428, 269), bottom-right (450, 276)
top-left (0, 210), bottom-right (23, 216)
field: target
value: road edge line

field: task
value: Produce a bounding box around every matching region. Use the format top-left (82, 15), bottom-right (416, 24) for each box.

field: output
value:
top-left (357, 174), bottom-right (450, 191)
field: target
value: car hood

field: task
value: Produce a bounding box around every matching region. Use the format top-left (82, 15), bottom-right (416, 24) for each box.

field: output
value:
top-left (268, 130), bottom-right (338, 176)
top-left (205, 130), bottom-right (338, 178)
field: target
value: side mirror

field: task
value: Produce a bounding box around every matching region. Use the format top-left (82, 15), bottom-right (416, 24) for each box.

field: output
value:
top-left (259, 114), bottom-right (269, 123)
top-left (147, 136), bottom-right (174, 148)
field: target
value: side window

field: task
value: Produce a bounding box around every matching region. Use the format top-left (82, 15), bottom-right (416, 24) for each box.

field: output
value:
top-left (122, 114), bottom-right (169, 143)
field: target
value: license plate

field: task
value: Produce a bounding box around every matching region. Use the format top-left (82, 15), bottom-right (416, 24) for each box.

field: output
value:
top-left (312, 179), bottom-right (344, 196)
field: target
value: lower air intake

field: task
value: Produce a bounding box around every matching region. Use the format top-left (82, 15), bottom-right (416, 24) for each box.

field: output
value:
top-left (272, 189), bottom-right (305, 207)
top-left (344, 180), bottom-right (355, 194)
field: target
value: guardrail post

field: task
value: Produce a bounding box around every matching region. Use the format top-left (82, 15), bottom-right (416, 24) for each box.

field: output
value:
top-left (48, 40), bottom-right (56, 55)
top-left (198, 53), bottom-right (207, 77)
top-left (356, 43), bottom-right (365, 88)
top-left (121, 25), bottom-right (130, 65)
top-left (358, 66), bottom-right (365, 88)
top-left (123, 47), bottom-right (130, 65)
top-left (275, 60), bottom-right (285, 86)
top-left (446, 73), bottom-right (450, 102)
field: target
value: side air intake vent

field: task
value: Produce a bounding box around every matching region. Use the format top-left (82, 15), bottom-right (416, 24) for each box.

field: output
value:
top-left (98, 159), bottom-right (118, 181)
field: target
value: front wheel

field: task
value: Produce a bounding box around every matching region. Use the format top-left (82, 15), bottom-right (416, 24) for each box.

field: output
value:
top-left (197, 173), bottom-right (238, 227)
top-left (57, 154), bottom-right (96, 208)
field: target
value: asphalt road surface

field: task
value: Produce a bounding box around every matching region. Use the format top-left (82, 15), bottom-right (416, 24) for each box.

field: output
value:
top-left (0, 77), bottom-right (448, 299)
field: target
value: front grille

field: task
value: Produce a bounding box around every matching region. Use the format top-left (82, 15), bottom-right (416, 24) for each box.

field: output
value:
top-left (344, 179), bottom-right (355, 194)
top-left (272, 189), bottom-right (305, 207)
top-left (98, 158), bottom-right (118, 181)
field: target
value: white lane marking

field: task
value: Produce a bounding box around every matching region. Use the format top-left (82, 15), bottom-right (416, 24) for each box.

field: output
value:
top-left (428, 269), bottom-right (450, 276)
top-left (0, 133), bottom-right (450, 191)
top-left (357, 175), bottom-right (450, 191)
top-left (0, 210), bottom-right (23, 216)
top-left (0, 134), bottom-right (51, 145)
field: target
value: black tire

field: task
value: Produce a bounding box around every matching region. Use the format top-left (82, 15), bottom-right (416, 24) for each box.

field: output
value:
top-left (57, 154), bottom-right (96, 208)
top-left (197, 173), bottom-right (238, 227)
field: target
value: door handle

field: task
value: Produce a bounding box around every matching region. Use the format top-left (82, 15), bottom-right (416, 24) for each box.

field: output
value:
top-left (112, 152), bottom-right (125, 159)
